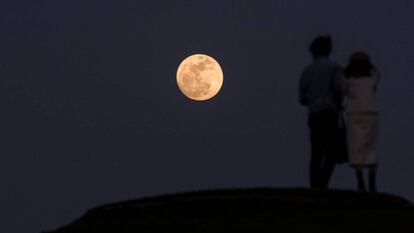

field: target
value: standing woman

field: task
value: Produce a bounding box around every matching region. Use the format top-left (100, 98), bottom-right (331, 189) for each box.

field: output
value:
top-left (345, 52), bottom-right (380, 193)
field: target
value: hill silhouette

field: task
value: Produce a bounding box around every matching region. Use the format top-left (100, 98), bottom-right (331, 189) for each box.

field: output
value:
top-left (44, 188), bottom-right (414, 233)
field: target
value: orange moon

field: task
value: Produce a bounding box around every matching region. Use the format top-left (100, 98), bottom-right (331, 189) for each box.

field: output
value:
top-left (176, 54), bottom-right (224, 101)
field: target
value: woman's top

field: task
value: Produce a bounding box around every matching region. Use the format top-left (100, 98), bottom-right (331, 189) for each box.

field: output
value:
top-left (346, 74), bottom-right (379, 113)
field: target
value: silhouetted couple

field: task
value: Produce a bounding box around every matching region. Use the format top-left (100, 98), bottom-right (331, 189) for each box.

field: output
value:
top-left (300, 36), bottom-right (379, 193)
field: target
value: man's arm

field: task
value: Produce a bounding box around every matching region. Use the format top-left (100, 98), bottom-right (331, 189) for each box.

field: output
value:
top-left (332, 67), bottom-right (346, 109)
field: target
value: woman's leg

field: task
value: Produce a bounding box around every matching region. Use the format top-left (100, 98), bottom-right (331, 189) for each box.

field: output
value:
top-left (354, 167), bottom-right (366, 192)
top-left (368, 167), bottom-right (377, 193)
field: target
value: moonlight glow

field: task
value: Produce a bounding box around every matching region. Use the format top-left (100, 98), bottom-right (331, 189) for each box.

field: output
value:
top-left (176, 54), bottom-right (224, 101)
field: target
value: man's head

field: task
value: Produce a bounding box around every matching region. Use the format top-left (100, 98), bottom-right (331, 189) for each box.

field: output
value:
top-left (309, 36), bottom-right (332, 58)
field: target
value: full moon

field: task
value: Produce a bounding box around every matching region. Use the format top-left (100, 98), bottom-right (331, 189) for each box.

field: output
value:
top-left (176, 54), bottom-right (224, 101)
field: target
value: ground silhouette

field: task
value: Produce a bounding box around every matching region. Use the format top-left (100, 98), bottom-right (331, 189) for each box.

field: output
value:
top-left (44, 188), bottom-right (414, 233)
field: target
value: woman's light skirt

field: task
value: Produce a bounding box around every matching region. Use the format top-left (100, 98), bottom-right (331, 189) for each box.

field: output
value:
top-left (347, 113), bottom-right (378, 167)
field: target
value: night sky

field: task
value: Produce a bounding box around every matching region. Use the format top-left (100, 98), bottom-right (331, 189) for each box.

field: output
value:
top-left (1, 1), bottom-right (413, 232)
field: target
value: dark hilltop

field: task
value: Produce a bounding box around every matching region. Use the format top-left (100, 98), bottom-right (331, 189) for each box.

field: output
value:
top-left (44, 188), bottom-right (414, 233)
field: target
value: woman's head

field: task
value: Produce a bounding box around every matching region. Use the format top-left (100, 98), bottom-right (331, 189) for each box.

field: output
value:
top-left (345, 51), bottom-right (376, 78)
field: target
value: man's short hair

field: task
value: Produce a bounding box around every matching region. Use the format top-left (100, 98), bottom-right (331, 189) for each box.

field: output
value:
top-left (310, 36), bottom-right (332, 56)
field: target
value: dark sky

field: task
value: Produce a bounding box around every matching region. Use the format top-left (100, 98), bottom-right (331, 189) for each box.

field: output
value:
top-left (1, 1), bottom-right (413, 232)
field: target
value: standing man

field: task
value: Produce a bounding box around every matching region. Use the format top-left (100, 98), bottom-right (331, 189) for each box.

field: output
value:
top-left (300, 36), bottom-right (345, 189)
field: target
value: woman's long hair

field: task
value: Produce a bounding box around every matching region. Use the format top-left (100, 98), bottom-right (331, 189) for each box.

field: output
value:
top-left (345, 52), bottom-right (376, 78)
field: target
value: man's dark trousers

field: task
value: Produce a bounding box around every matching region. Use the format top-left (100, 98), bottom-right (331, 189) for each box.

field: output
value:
top-left (308, 109), bottom-right (340, 188)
